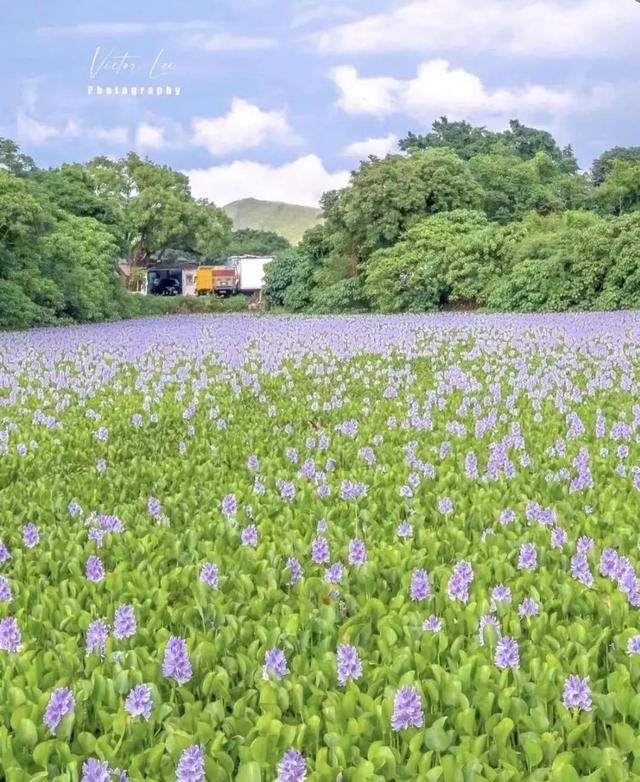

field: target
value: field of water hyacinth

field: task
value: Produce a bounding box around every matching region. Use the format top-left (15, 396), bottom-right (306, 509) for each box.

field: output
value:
top-left (3, 312), bottom-right (640, 782)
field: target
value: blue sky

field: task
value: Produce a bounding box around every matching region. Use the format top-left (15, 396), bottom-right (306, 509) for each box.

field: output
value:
top-left (1, 0), bottom-right (639, 206)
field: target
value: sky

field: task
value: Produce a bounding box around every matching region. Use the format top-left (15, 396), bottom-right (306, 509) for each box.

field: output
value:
top-left (1, 0), bottom-right (639, 207)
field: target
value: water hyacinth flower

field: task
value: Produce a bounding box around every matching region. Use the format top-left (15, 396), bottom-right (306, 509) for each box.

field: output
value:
top-left (423, 615), bottom-right (442, 632)
top-left (348, 538), bottom-right (367, 565)
top-left (518, 543), bottom-right (537, 571)
top-left (113, 604), bottom-right (136, 639)
top-left (571, 553), bottom-right (594, 587)
top-left (125, 683), bottom-right (152, 720)
top-left (85, 555), bottom-right (105, 583)
top-left (448, 560), bottom-right (474, 603)
top-left (336, 643), bottom-right (362, 686)
top-left (626, 635), bottom-right (640, 655)
top-left (263, 648), bottom-right (288, 681)
top-left (518, 597), bottom-right (539, 617)
top-left (200, 562), bottom-right (219, 588)
top-left (490, 584), bottom-right (512, 610)
top-left (0, 617), bottom-right (21, 652)
top-left (438, 497), bottom-right (454, 515)
top-left (22, 522), bottom-right (39, 548)
top-left (176, 744), bottom-right (205, 782)
top-left (44, 687), bottom-right (75, 732)
top-left (391, 685), bottom-right (424, 731)
top-left (600, 548), bottom-right (619, 578)
top-left (0, 539), bottom-right (9, 563)
top-left (162, 637), bottom-right (192, 685)
top-left (286, 557), bottom-right (303, 585)
top-left (0, 576), bottom-right (12, 602)
top-left (241, 525), bottom-right (258, 547)
top-left (325, 562), bottom-right (344, 584)
top-left (311, 536), bottom-right (330, 564)
top-left (221, 493), bottom-right (237, 517)
top-left (410, 569), bottom-right (431, 601)
top-left (551, 526), bottom-right (568, 549)
top-left (397, 522), bottom-right (413, 538)
top-left (495, 636), bottom-right (520, 670)
top-left (276, 748), bottom-right (306, 782)
top-left (81, 758), bottom-right (111, 782)
top-left (147, 497), bottom-right (162, 520)
top-left (86, 619), bottom-right (109, 656)
top-left (562, 675), bottom-right (592, 712)
top-left (499, 509), bottom-right (516, 526)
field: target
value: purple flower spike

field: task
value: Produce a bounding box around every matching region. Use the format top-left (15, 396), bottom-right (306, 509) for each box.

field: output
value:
top-left (494, 636), bottom-right (520, 670)
top-left (162, 636), bottom-right (192, 685)
top-left (176, 744), bottom-right (205, 782)
top-left (336, 643), bottom-right (362, 686)
top-left (81, 758), bottom-right (111, 782)
top-left (410, 569), bottom-right (431, 601)
top-left (113, 604), bottom-right (136, 639)
top-left (263, 648), bottom-right (288, 681)
top-left (85, 555), bottom-right (105, 583)
top-left (44, 687), bottom-right (75, 732)
top-left (563, 675), bottom-right (592, 712)
top-left (391, 685), bottom-right (424, 731)
top-left (0, 617), bottom-right (21, 652)
top-left (125, 683), bottom-right (152, 720)
top-left (277, 748), bottom-right (306, 782)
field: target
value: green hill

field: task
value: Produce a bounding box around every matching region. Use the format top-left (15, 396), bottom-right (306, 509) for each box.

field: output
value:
top-left (222, 198), bottom-right (322, 245)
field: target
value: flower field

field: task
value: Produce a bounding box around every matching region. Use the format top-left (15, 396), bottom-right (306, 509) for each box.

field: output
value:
top-left (3, 312), bottom-right (640, 782)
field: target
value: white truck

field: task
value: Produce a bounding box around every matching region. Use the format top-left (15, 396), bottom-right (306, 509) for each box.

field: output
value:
top-left (231, 255), bottom-right (273, 293)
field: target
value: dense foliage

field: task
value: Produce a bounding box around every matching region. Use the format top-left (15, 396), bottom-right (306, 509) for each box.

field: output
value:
top-left (3, 312), bottom-right (640, 781)
top-left (0, 140), bottom-right (232, 329)
top-left (264, 119), bottom-right (640, 314)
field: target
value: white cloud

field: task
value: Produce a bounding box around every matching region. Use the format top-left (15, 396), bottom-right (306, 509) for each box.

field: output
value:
top-left (309, 0), bottom-right (638, 58)
top-left (330, 60), bottom-right (612, 125)
top-left (185, 155), bottom-right (350, 208)
top-left (16, 111), bottom-right (58, 145)
top-left (183, 32), bottom-right (275, 51)
top-left (93, 126), bottom-right (129, 145)
top-left (135, 123), bottom-right (166, 150)
top-left (191, 98), bottom-right (300, 156)
top-left (341, 134), bottom-right (398, 159)
top-left (39, 21), bottom-right (222, 36)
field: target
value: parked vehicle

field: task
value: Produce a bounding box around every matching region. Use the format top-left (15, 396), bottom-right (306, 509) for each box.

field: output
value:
top-left (231, 256), bottom-right (273, 293)
top-left (196, 266), bottom-right (238, 296)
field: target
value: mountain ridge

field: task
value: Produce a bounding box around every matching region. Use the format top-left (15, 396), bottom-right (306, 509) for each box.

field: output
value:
top-left (222, 197), bottom-right (323, 245)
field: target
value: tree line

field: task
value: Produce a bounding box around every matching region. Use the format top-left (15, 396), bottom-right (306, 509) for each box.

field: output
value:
top-left (264, 119), bottom-right (640, 314)
top-left (0, 139), bottom-right (291, 329)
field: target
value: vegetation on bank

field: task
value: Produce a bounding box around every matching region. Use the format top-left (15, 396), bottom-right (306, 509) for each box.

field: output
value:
top-left (3, 117), bottom-right (640, 328)
top-left (264, 120), bottom-right (640, 314)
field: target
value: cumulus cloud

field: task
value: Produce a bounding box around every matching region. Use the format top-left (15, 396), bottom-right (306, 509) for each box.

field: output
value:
top-left (185, 155), bottom-right (350, 208)
top-left (135, 123), bottom-right (166, 150)
top-left (15, 110), bottom-right (128, 147)
top-left (191, 98), bottom-right (300, 156)
top-left (309, 0), bottom-right (638, 58)
top-left (330, 60), bottom-right (613, 125)
top-left (341, 134), bottom-right (398, 159)
top-left (184, 32), bottom-right (275, 51)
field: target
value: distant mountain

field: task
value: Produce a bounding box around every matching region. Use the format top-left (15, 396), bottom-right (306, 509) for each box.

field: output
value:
top-left (222, 198), bottom-right (323, 245)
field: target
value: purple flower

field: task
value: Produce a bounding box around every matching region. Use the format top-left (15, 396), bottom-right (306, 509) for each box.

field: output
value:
top-left (397, 522), bottom-right (413, 538)
top-left (499, 509), bottom-right (516, 526)
top-left (576, 536), bottom-right (594, 555)
top-left (125, 684), bottom-right (152, 720)
top-left (410, 569), bottom-right (431, 601)
top-left (562, 675), bottom-right (592, 712)
top-left (423, 615), bottom-right (442, 632)
top-left (627, 635), bottom-right (640, 655)
top-left (96, 459), bottom-right (107, 473)
top-left (490, 584), bottom-right (512, 610)
top-left (81, 758), bottom-right (111, 782)
top-left (176, 744), bottom-right (205, 782)
top-left (518, 543), bottom-right (537, 571)
top-left (348, 538), bottom-right (367, 566)
top-left (147, 497), bottom-right (162, 519)
top-left (550, 527), bottom-right (568, 549)
top-left (495, 636), bottom-right (520, 670)
top-left (478, 614), bottom-right (501, 646)
top-left (241, 525), bottom-right (258, 547)
top-left (325, 562), bottom-right (344, 584)
top-left (391, 685), bottom-right (424, 731)
top-left (0, 539), bottom-right (9, 563)
top-left (518, 598), bottom-right (539, 618)
top-left (336, 643), bottom-right (362, 686)
top-left (222, 493), bottom-right (237, 517)
top-left (200, 562), bottom-right (219, 588)
top-left (263, 648), bottom-right (288, 681)
top-left (571, 553), bottom-right (594, 587)
top-left (0, 617), bottom-right (21, 652)
top-left (247, 454), bottom-right (259, 471)
top-left (86, 619), bottom-right (109, 656)
top-left (600, 548), bottom-right (619, 578)
top-left (22, 523), bottom-right (39, 548)
top-left (44, 687), bottom-right (75, 732)
top-left (448, 560), bottom-right (474, 603)
top-left (0, 576), bottom-right (12, 602)
top-left (162, 637), bottom-right (192, 685)
top-left (438, 497), bottom-right (454, 515)
top-left (286, 557), bottom-right (303, 585)
top-left (85, 555), bottom-right (105, 583)
top-left (113, 604), bottom-right (136, 639)
top-left (276, 749), bottom-right (306, 782)
top-left (311, 536), bottom-right (330, 564)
